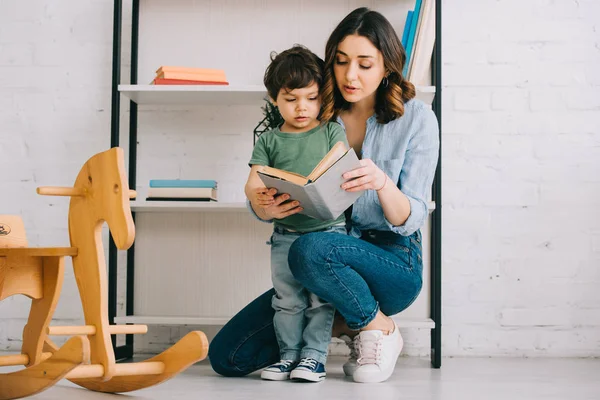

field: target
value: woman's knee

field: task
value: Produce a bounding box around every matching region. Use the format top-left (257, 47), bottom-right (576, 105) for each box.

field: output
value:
top-left (288, 232), bottom-right (331, 279)
top-left (380, 275), bottom-right (423, 316)
top-left (208, 337), bottom-right (237, 377)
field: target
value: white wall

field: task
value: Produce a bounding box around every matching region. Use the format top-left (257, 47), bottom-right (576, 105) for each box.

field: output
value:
top-left (442, 0), bottom-right (600, 356)
top-left (0, 0), bottom-right (599, 357)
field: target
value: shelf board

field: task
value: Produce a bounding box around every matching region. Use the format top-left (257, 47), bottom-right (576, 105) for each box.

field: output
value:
top-left (119, 84), bottom-right (266, 105)
top-left (130, 200), bottom-right (436, 213)
top-left (130, 201), bottom-right (248, 212)
top-left (114, 315), bottom-right (435, 329)
top-left (119, 84), bottom-right (436, 106)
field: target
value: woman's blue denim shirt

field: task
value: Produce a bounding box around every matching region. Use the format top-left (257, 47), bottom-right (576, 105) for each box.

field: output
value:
top-left (247, 98), bottom-right (440, 237)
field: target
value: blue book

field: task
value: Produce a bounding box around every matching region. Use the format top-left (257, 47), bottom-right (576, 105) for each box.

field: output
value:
top-left (149, 179), bottom-right (217, 189)
top-left (403, 0), bottom-right (423, 77)
top-left (401, 11), bottom-right (414, 49)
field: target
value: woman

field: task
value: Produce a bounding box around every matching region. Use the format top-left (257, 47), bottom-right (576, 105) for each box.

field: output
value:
top-left (209, 7), bottom-right (439, 383)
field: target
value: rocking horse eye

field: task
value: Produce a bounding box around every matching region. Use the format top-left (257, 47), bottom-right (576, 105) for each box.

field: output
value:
top-left (88, 176), bottom-right (93, 184)
top-left (113, 184), bottom-right (119, 193)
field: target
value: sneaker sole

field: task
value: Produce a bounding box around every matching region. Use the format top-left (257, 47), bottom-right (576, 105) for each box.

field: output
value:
top-left (290, 369), bottom-right (326, 382)
top-left (260, 370), bottom-right (291, 381)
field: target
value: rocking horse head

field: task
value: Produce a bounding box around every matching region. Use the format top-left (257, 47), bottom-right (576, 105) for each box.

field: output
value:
top-left (37, 147), bottom-right (136, 250)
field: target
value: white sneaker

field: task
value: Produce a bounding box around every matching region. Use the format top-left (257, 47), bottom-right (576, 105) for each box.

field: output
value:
top-left (352, 322), bottom-right (403, 383)
top-left (340, 334), bottom-right (359, 376)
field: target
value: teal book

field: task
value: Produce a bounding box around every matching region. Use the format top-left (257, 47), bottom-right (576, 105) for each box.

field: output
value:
top-left (401, 11), bottom-right (414, 49)
top-left (149, 179), bottom-right (217, 189)
top-left (403, 0), bottom-right (423, 77)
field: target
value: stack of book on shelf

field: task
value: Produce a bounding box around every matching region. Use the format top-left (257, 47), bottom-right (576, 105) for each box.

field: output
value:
top-left (401, 0), bottom-right (436, 85)
top-left (151, 66), bottom-right (229, 85)
top-left (146, 179), bottom-right (218, 202)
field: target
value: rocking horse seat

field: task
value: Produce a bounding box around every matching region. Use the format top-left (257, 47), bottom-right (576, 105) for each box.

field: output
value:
top-left (0, 215), bottom-right (89, 400)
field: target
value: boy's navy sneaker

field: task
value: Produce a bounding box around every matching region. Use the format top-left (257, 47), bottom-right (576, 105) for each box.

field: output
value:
top-left (261, 360), bottom-right (298, 381)
top-left (289, 357), bottom-right (326, 382)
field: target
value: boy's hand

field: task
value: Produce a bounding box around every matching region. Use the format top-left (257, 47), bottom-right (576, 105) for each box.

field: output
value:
top-left (253, 187), bottom-right (277, 207)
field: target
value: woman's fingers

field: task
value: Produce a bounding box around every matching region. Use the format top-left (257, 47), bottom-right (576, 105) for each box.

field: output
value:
top-left (340, 158), bottom-right (387, 191)
top-left (263, 193), bottom-right (303, 218)
top-left (342, 176), bottom-right (375, 191)
top-left (276, 204), bottom-right (303, 218)
top-left (272, 193), bottom-right (290, 205)
top-left (342, 166), bottom-right (369, 180)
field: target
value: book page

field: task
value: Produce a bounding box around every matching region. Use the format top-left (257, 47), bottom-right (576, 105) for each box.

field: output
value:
top-left (306, 141), bottom-right (348, 182)
top-left (257, 166), bottom-right (309, 186)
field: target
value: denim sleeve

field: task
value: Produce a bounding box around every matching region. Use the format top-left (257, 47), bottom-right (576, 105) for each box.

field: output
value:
top-left (246, 199), bottom-right (274, 223)
top-left (385, 106), bottom-right (439, 236)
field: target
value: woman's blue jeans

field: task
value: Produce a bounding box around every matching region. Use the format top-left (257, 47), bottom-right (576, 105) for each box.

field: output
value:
top-left (209, 229), bottom-right (423, 377)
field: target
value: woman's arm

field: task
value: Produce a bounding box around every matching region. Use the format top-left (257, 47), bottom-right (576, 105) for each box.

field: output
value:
top-left (341, 159), bottom-right (411, 226)
top-left (341, 106), bottom-right (440, 234)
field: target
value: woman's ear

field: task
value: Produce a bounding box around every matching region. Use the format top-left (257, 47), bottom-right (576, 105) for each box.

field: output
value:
top-left (269, 97), bottom-right (278, 107)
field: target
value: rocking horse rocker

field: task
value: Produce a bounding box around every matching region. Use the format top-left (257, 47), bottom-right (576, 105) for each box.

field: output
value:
top-left (0, 148), bottom-right (208, 399)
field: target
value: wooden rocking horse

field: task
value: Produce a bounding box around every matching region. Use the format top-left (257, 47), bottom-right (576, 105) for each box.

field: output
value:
top-left (0, 148), bottom-right (208, 399)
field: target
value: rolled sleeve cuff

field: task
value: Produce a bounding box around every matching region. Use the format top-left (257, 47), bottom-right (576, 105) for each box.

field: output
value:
top-left (246, 199), bottom-right (273, 223)
top-left (384, 195), bottom-right (426, 236)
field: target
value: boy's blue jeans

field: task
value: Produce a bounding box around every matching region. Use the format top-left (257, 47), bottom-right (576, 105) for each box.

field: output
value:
top-left (269, 224), bottom-right (347, 365)
top-left (209, 228), bottom-right (422, 377)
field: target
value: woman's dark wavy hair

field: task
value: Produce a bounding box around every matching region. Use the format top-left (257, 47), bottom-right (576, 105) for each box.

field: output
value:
top-left (321, 7), bottom-right (416, 124)
top-left (263, 44), bottom-right (325, 101)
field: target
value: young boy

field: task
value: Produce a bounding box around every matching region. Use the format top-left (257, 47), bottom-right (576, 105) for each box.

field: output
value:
top-left (245, 45), bottom-right (349, 382)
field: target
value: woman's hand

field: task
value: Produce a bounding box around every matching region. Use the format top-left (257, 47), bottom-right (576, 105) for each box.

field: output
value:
top-left (341, 158), bottom-right (388, 192)
top-left (250, 188), bottom-right (303, 219)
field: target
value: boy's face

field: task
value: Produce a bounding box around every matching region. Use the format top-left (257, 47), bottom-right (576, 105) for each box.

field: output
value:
top-left (273, 82), bottom-right (321, 133)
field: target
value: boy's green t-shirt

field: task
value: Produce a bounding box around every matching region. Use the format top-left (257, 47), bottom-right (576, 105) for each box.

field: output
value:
top-left (249, 121), bottom-right (348, 233)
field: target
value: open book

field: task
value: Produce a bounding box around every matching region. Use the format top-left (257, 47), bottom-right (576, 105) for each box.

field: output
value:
top-left (257, 142), bottom-right (363, 220)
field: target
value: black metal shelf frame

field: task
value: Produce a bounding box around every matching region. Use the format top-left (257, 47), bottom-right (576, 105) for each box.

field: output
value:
top-left (108, 0), bottom-right (442, 368)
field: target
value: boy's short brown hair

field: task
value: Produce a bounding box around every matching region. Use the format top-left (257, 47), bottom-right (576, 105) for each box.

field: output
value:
top-left (263, 45), bottom-right (325, 101)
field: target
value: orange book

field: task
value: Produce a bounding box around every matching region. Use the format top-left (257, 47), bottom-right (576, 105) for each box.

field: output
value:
top-left (152, 78), bottom-right (229, 85)
top-left (157, 71), bottom-right (227, 82)
top-left (156, 66), bottom-right (226, 75)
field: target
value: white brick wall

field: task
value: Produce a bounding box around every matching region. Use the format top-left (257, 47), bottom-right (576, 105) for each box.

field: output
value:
top-left (443, 0), bottom-right (600, 356)
top-left (0, 0), bottom-right (114, 351)
top-left (1, 0), bottom-right (599, 358)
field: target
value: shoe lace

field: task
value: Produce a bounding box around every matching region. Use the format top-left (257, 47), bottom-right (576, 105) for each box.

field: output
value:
top-left (297, 358), bottom-right (318, 369)
top-left (340, 335), bottom-right (359, 361)
top-left (348, 337), bottom-right (359, 361)
top-left (356, 334), bottom-right (383, 365)
top-left (275, 360), bottom-right (295, 368)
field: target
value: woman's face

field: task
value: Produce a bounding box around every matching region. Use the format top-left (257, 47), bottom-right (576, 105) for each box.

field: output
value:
top-left (333, 34), bottom-right (386, 105)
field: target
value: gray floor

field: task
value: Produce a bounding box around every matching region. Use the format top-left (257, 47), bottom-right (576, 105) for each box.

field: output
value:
top-left (12, 356), bottom-right (600, 400)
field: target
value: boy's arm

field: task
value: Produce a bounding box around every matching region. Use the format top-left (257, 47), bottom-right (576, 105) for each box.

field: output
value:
top-left (328, 121), bottom-right (349, 148)
top-left (245, 165), bottom-right (276, 221)
top-left (245, 165), bottom-right (304, 221)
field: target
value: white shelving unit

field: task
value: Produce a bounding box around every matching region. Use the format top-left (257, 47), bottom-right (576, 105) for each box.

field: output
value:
top-left (109, 1), bottom-right (441, 366)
